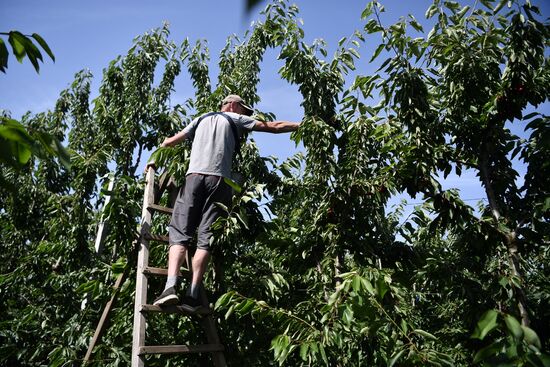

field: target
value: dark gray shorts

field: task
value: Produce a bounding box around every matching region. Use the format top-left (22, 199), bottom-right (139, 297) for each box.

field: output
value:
top-left (168, 174), bottom-right (232, 251)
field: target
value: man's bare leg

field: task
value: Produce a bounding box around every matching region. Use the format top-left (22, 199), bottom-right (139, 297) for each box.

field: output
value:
top-left (168, 244), bottom-right (188, 276)
top-left (189, 249), bottom-right (210, 299)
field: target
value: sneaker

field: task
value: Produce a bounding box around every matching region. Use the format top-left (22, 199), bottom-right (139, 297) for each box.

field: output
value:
top-left (181, 295), bottom-right (204, 313)
top-left (153, 286), bottom-right (179, 306)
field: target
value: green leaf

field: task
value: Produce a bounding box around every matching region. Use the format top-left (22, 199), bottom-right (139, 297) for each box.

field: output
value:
top-left (409, 16), bottom-right (424, 32)
top-left (22, 35), bottom-right (43, 63)
top-left (362, 278), bottom-right (375, 295)
top-left (342, 306), bottom-right (354, 325)
top-left (272, 335), bottom-right (291, 364)
top-left (522, 112), bottom-right (539, 120)
top-left (473, 341), bottom-right (503, 363)
top-left (370, 43), bottom-right (385, 62)
top-left (338, 37), bottom-right (347, 47)
top-left (361, 4), bottom-right (373, 19)
top-left (503, 314), bottom-right (523, 340)
top-left (413, 329), bottom-right (438, 340)
top-left (319, 344), bottom-right (328, 365)
top-left (234, 211), bottom-right (249, 229)
top-left (341, 55), bottom-right (355, 70)
top-left (32, 33), bottom-right (55, 61)
top-left (237, 299), bottom-right (255, 314)
top-left (376, 276), bottom-right (389, 299)
top-left (8, 32), bottom-right (26, 62)
top-left (0, 38), bottom-right (8, 72)
top-left (0, 119), bottom-right (34, 146)
top-left (224, 177), bottom-right (242, 193)
top-left (111, 258), bottom-right (127, 275)
top-left (471, 310), bottom-right (499, 340)
top-left (493, 0), bottom-right (507, 14)
top-left (352, 275), bottom-right (362, 292)
top-left (13, 141), bottom-right (32, 165)
top-left (10, 31), bottom-right (42, 72)
top-left (348, 47), bottom-right (360, 59)
top-left (426, 4), bottom-right (438, 18)
top-left (388, 349), bottom-right (406, 367)
top-left (522, 325), bottom-right (542, 349)
top-left (224, 304), bottom-right (235, 319)
top-left (0, 119), bottom-right (35, 167)
top-left (215, 292), bottom-right (232, 309)
top-left (299, 343), bottom-right (309, 361)
top-left (53, 138), bottom-right (71, 169)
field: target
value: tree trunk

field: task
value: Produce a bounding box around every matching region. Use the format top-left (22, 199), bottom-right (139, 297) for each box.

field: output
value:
top-left (479, 153), bottom-right (530, 326)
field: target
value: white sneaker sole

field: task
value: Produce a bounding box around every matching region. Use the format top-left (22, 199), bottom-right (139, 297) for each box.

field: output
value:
top-left (153, 294), bottom-right (179, 306)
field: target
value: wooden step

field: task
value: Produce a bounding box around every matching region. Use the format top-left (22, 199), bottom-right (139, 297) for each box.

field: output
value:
top-left (142, 266), bottom-right (191, 278)
top-left (147, 203), bottom-right (173, 215)
top-left (143, 266), bottom-right (169, 276)
top-left (138, 344), bottom-right (224, 355)
top-left (140, 304), bottom-right (211, 315)
top-left (143, 233), bottom-right (169, 243)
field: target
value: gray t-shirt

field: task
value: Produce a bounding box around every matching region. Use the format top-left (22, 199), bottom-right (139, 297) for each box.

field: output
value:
top-left (183, 112), bottom-right (256, 178)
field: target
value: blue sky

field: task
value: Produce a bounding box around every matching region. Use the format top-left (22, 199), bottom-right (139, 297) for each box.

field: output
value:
top-left (2, 0), bottom-right (548, 212)
top-left (0, 0), bottom-right (429, 168)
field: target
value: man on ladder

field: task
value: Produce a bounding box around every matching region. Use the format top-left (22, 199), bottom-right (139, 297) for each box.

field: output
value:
top-left (146, 94), bottom-right (299, 312)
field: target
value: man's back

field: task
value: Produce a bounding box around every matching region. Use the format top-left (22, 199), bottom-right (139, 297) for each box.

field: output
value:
top-left (184, 112), bottom-right (255, 178)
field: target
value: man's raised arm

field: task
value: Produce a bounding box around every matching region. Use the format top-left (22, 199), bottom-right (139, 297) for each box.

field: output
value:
top-left (160, 130), bottom-right (187, 147)
top-left (253, 120), bottom-right (300, 134)
top-left (145, 130), bottom-right (187, 172)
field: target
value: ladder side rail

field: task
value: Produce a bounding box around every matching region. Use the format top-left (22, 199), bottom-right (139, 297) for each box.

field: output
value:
top-left (131, 167), bottom-right (156, 367)
top-left (201, 313), bottom-right (227, 366)
top-left (83, 266), bottom-right (129, 364)
top-left (194, 252), bottom-right (227, 367)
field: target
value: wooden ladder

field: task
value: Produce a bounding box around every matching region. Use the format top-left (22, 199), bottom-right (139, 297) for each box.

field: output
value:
top-left (131, 167), bottom-right (226, 367)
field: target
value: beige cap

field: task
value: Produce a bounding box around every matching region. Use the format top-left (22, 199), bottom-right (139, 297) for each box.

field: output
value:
top-left (221, 94), bottom-right (254, 116)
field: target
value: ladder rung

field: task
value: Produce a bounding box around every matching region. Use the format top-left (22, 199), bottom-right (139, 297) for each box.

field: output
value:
top-left (140, 304), bottom-right (211, 315)
top-left (143, 266), bottom-right (167, 276)
top-left (144, 233), bottom-right (169, 243)
top-left (138, 344), bottom-right (224, 355)
top-left (143, 266), bottom-right (191, 278)
top-left (147, 203), bottom-right (173, 215)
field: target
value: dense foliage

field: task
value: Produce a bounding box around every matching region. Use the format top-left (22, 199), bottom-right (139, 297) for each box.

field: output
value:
top-left (1, 1), bottom-right (548, 366)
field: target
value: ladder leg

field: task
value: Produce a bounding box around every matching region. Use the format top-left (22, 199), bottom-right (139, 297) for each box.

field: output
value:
top-left (132, 168), bottom-right (156, 367)
top-left (199, 275), bottom-right (226, 367)
top-left (131, 240), bottom-right (148, 367)
top-left (84, 268), bottom-right (128, 364)
top-left (189, 248), bottom-right (226, 366)
top-left (201, 312), bottom-right (227, 367)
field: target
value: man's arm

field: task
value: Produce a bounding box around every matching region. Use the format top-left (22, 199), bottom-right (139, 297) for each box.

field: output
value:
top-left (253, 120), bottom-right (300, 133)
top-left (160, 130), bottom-right (187, 147)
top-left (145, 130), bottom-right (187, 172)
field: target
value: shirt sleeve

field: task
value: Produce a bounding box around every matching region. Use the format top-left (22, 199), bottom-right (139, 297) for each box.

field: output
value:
top-left (235, 114), bottom-right (256, 131)
top-left (181, 116), bottom-right (201, 140)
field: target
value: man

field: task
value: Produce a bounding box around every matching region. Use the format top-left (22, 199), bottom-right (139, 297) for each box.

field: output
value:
top-left (149, 94), bottom-right (299, 311)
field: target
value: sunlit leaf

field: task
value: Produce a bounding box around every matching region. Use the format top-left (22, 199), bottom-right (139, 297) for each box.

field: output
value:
top-left (471, 310), bottom-right (499, 340)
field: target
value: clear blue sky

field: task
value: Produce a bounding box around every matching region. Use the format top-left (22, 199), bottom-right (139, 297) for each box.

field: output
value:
top-left (2, 0), bottom-right (548, 209)
top-left (1, 1), bottom-right (440, 120)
